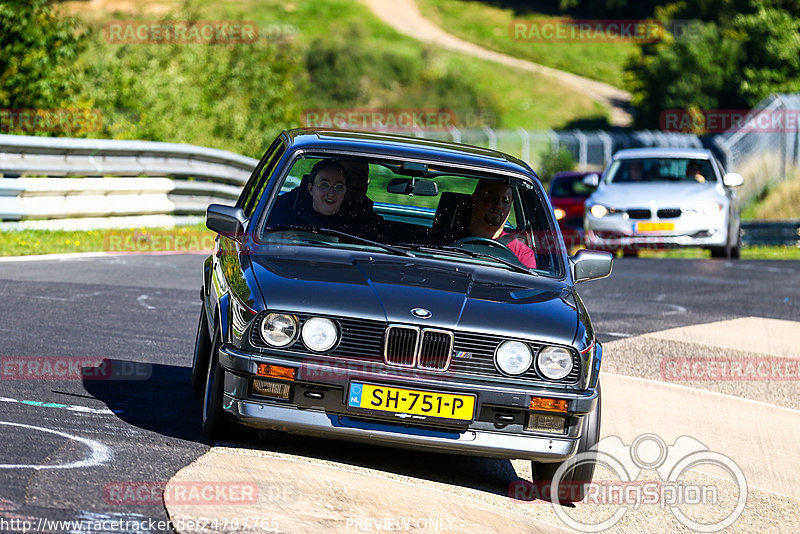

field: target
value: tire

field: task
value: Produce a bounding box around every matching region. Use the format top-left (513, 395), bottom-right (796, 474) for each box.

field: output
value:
top-left (709, 246), bottom-right (727, 258)
top-left (191, 305), bottom-right (212, 395)
top-left (202, 329), bottom-right (234, 440)
top-left (730, 226), bottom-right (742, 260)
top-left (532, 383), bottom-right (602, 503)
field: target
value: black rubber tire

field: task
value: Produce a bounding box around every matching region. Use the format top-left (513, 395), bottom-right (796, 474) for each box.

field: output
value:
top-left (730, 226), bottom-right (742, 260)
top-left (191, 305), bottom-right (212, 395)
top-left (202, 329), bottom-right (234, 440)
top-left (532, 383), bottom-right (602, 503)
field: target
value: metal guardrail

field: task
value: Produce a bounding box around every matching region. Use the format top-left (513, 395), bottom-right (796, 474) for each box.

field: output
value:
top-left (0, 134), bottom-right (258, 226)
top-left (741, 220), bottom-right (800, 247)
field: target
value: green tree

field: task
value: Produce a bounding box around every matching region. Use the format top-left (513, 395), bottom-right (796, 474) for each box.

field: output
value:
top-left (537, 146), bottom-right (575, 185)
top-left (625, 1), bottom-right (800, 128)
top-left (0, 0), bottom-right (86, 108)
top-left (83, 21), bottom-right (303, 156)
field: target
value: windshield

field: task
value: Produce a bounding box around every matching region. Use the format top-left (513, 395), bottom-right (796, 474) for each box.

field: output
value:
top-left (606, 158), bottom-right (715, 184)
top-left (257, 154), bottom-right (564, 278)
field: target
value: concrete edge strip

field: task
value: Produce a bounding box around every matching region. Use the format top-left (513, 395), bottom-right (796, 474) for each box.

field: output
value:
top-left (200, 447), bottom-right (572, 533)
top-left (604, 371), bottom-right (800, 415)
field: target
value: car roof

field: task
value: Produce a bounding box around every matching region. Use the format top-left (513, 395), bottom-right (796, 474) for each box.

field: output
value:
top-left (611, 147), bottom-right (713, 160)
top-left (281, 128), bottom-right (539, 181)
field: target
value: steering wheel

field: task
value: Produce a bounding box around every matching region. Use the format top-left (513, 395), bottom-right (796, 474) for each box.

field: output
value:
top-left (451, 236), bottom-right (515, 255)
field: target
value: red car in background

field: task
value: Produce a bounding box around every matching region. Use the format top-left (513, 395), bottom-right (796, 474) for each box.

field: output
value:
top-left (548, 171), bottom-right (598, 251)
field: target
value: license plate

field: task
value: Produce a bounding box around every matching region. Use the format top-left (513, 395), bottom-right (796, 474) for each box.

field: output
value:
top-left (634, 222), bottom-right (675, 232)
top-left (347, 382), bottom-right (476, 424)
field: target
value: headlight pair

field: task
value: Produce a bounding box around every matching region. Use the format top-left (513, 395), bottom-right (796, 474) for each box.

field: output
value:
top-left (259, 313), bottom-right (338, 352)
top-left (494, 341), bottom-right (573, 380)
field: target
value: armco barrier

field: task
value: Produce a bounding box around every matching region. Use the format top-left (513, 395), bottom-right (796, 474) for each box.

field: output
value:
top-left (0, 134), bottom-right (257, 226)
top-left (741, 220), bottom-right (800, 247)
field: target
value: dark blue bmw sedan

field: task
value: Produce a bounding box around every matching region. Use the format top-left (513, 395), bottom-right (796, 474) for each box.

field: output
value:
top-left (192, 129), bottom-right (612, 501)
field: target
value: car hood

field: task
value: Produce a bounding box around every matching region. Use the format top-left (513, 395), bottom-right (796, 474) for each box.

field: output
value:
top-left (591, 182), bottom-right (724, 209)
top-left (249, 250), bottom-right (578, 345)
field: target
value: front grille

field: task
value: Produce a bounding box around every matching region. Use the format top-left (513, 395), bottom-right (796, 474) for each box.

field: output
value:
top-left (384, 325), bottom-right (418, 367)
top-left (627, 208), bottom-right (651, 219)
top-left (657, 208), bottom-right (682, 219)
top-left (249, 313), bottom-right (580, 384)
top-left (418, 329), bottom-right (453, 370)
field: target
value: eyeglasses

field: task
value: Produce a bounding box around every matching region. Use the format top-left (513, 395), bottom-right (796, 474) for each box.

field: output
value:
top-left (315, 181), bottom-right (346, 193)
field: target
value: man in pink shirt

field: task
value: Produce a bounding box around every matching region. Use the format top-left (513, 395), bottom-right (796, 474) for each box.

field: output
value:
top-left (467, 179), bottom-right (537, 269)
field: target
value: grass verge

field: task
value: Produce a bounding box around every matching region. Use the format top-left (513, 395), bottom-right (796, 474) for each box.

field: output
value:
top-left (416, 0), bottom-right (634, 89)
top-left (2, 226), bottom-right (797, 260)
top-left (0, 224), bottom-right (214, 257)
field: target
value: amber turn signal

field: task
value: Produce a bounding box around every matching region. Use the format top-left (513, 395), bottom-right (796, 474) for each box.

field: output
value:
top-left (530, 396), bottom-right (568, 412)
top-left (256, 363), bottom-right (296, 380)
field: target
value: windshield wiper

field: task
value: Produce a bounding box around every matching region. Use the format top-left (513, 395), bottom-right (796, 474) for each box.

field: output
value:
top-left (264, 225), bottom-right (415, 258)
top-left (395, 244), bottom-right (534, 275)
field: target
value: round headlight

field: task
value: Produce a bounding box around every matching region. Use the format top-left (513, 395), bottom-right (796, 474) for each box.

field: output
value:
top-left (495, 341), bottom-right (533, 376)
top-left (537, 346), bottom-right (573, 380)
top-left (590, 204), bottom-right (609, 218)
top-left (302, 317), bottom-right (338, 352)
top-left (259, 313), bottom-right (297, 347)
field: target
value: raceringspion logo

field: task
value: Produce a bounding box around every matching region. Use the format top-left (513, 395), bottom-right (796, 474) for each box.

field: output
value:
top-left (512, 433), bottom-right (748, 532)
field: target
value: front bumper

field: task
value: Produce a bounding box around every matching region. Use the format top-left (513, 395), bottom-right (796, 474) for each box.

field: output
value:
top-left (585, 212), bottom-right (727, 249)
top-left (217, 344), bottom-right (598, 461)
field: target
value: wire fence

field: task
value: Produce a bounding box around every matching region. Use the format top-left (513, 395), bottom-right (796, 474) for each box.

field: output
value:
top-left (713, 93), bottom-right (800, 205)
top-left (408, 128), bottom-right (703, 173)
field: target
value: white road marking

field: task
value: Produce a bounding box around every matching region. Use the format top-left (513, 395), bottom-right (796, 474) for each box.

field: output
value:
top-left (0, 396), bottom-right (118, 415)
top-left (0, 421), bottom-right (112, 470)
top-left (137, 295), bottom-right (155, 310)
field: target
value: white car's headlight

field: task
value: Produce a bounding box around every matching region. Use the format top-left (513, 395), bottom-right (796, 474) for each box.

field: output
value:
top-left (590, 204), bottom-right (609, 218)
top-left (259, 313), bottom-right (298, 347)
top-left (537, 346), bottom-right (573, 380)
top-left (302, 317), bottom-right (338, 352)
top-left (495, 341), bottom-right (533, 376)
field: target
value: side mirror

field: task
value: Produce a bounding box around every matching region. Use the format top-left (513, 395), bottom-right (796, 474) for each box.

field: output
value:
top-left (206, 204), bottom-right (247, 241)
top-left (571, 249), bottom-right (613, 283)
top-left (722, 173), bottom-right (744, 187)
top-left (582, 173), bottom-right (600, 187)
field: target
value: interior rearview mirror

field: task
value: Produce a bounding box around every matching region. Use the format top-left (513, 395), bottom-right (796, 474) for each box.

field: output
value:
top-left (387, 178), bottom-right (439, 196)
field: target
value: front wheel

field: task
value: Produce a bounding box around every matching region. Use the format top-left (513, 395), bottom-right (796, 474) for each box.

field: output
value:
top-left (191, 305), bottom-right (211, 395)
top-left (532, 384), bottom-right (602, 503)
top-left (202, 329), bottom-right (234, 440)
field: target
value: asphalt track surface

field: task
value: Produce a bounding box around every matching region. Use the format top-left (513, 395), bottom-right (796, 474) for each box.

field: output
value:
top-left (0, 254), bottom-right (798, 533)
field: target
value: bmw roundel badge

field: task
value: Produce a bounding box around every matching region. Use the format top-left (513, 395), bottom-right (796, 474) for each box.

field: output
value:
top-left (411, 308), bottom-right (432, 319)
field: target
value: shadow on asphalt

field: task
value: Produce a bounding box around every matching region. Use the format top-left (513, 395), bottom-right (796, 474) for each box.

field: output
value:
top-left (82, 359), bottom-right (530, 501)
top-left (82, 359), bottom-right (208, 444)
